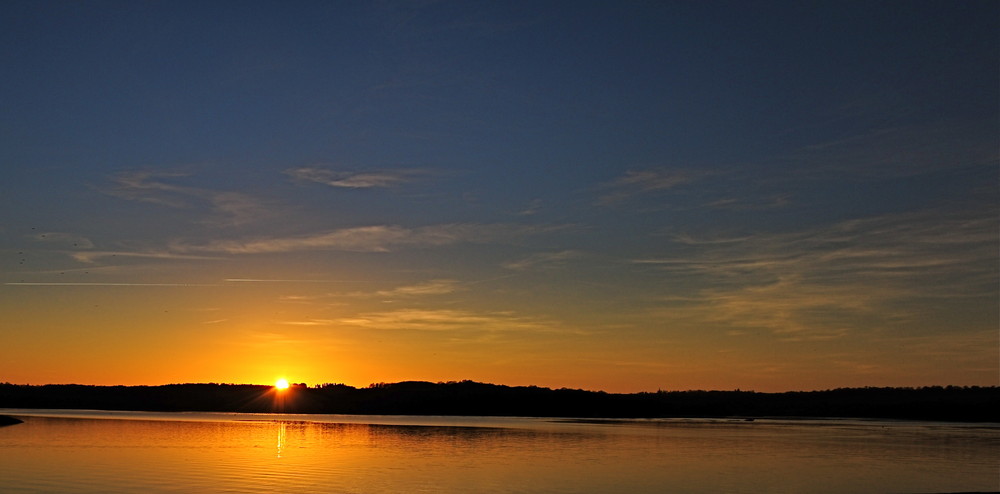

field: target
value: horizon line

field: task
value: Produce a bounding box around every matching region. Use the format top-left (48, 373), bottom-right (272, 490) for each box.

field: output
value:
top-left (2, 380), bottom-right (994, 394)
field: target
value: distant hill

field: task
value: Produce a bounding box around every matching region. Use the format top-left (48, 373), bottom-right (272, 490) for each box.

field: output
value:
top-left (0, 381), bottom-right (996, 422)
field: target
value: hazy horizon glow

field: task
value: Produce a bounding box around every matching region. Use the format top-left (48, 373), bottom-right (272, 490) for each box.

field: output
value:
top-left (1, 2), bottom-right (997, 393)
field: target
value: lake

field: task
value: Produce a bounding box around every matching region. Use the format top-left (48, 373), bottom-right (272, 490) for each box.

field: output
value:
top-left (0, 409), bottom-right (997, 493)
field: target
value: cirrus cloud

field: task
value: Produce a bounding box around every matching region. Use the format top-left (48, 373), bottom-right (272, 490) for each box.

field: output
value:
top-left (336, 308), bottom-right (558, 333)
top-left (598, 168), bottom-right (714, 205)
top-left (103, 171), bottom-right (273, 226)
top-left (638, 206), bottom-right (998, 341)
top-left (170, 223), bottom-right (570, 255)
top-left (286, 167), bottom-right (427, 188)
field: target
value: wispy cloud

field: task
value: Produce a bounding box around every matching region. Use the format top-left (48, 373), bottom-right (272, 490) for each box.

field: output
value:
top-left (278, 319), bottom-right (339, 326)
top-left (704, 194), bottom-right (790, 211)
top-left (669, 233), bottom-right (753, 245)
top-left (337, 308), bottom-right (558, 333)
top-left (105, 170), bottom-right (190, 207)
top-left (376, 279), bottom-right (461, 297)
top-left (29, 232), bottom-right (94, 249)
top-left (104, 171), bottom-right (272, 226)
top-left (70, 250), bottom-right (220, 263)
top-left (640, 206), bottom-right (998, 340)
top-left (783, 121), bottom-right (998, 178)
top-left (503, 250), bottom-right (583, 271)
top-left (285, 167), bottom-right (426, 188)
top-left (876, 330), bottom-right (999, 366)
top-left (224, 278), bottom-right (366, 284)
top-left (648, 207), bottom-right (997, 290)
top-left (5, 282), bottom-right (218, 287)
top-left (232, 330), bottom-right (333, 349)
top-left (516, 199), bottom-right (543, 216)
top-left (598, 168), bottom-right (711, 205)
top-left (171, 223), bottom-right (567, 255)
top-left (209, 191), bottom-right (269, 226)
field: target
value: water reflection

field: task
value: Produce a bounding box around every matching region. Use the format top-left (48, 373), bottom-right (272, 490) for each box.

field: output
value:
top-left (275, 421), bottom-right (286, 458)
top-left (0, 413), bottom-right (997, 494)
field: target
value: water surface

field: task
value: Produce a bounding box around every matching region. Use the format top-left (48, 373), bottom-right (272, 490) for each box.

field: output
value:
top-left (1, 410), bottom-right (997, 493)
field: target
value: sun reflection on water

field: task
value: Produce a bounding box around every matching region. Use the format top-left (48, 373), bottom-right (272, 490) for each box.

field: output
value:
top-left (275, 422), bottom-right (286, 459)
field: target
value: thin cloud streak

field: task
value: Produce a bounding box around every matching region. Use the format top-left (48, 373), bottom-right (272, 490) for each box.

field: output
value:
top-left (516, 199), bottom-right (543, 216)
top-left (783, 121), bottom-right (999, 178)
top-left (375, 279), bottom-right (461, 297)
top-left (704, 195), bottom-right (790, 211)
top-left (504, 250), bottom-right (583, 271)
top-left (224, 278), bottom-right (367, 283)
top-left (30, 232), bottom-right (94, 248)
top-left (104, 171), bottom-right (273, 226)
top-left (647, 208), bottom-right (997, 290)
top-left (71, 251), bottom-right (221, 263)
top-left (669, 233), bottom-right (754, 245)
top-left (598, 168), bottom-right (712, 205)
top-left (5, 282), bottom-right (219, 287)
top-left (336, 308), bottom-right (563, 333)
top-left (286, 167), bottom-right (427, 188)
top-left (640, 206), bottom-right (998, 340)
top-left (172, 223), bottom-right (569, 255)
top-left (278, 319), bottom-right (338, 326)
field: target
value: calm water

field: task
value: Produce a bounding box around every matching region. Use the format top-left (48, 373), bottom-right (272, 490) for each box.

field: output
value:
top-left (0, 409), bottom-right (997, 493)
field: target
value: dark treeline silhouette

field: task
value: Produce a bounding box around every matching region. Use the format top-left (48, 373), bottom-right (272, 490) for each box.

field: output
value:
top-left (0, 381), bottom-right (996, 422)
top-left (0, 414), bottom-right (23, 426)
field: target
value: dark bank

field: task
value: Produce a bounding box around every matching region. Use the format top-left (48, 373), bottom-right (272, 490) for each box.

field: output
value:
top-left (1, 381), bottom-right (997, 422)
top-left (0, 414), bottom-right (23, 426)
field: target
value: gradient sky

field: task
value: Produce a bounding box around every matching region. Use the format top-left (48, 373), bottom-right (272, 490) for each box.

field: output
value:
top-left (2, 1), bottom-right (997, 392)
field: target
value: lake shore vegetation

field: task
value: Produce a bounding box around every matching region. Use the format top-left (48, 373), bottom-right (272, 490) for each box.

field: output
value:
top-left (1, 381), bottom-right (996, 422)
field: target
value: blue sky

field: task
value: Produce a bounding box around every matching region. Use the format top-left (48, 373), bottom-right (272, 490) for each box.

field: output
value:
top-left (2, 1), bottom-right (997, 391)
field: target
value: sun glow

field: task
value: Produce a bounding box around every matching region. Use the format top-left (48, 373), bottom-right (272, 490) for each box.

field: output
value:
top-left (274, 378), bottom-right (290, 390)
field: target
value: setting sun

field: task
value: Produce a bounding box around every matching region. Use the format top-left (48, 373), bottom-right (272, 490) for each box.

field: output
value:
top-left (274, 379), bottom-right (289, 390)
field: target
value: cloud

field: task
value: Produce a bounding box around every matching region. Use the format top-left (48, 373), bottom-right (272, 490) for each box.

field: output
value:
top-left (171, 223), bottom-right (567, 255)
top-left (704, 195), bottom-right (790, 211)
top-left (278, 319), bottom-right (339, 326)
top-left (516, 199), bottom-right (543, 216)
top-left (70, 250), bottom-right (220, 263)
top-left (171, 225), bottom-right (407, 253)
top-left (224, 278), bottom-right (364, 284)
top-left (598, 168), bottom-right (711, 205)
top-left (877, 330), bottom-right (999, 365)
top-left (286, 167), bottom-right (425, 188)
top-left (5, 282), bottom-right (217, 287)
top-left (232, 331), bottom-right (333, 349)
top-left (209, 191), bottom-right (269, 225)
top-left (105, 170), bottom-right (191, 207)
top-left (783, 121), bottom-right (998, 178)
top-left (671, 278), bottom-right (863, 341)
top-left (336, 308), bottom-right (557, 333)
top-left (104, 171), bottom-right (272, 226)
top-left (669, 233), bottom-right (754, 245)
top-left (376, 279), bottom-right (461, 297)
top-left (30, 232), bottom-right (94, 249)
top-left (651, 207), bottom-right (996, 289)
top-left (639, 206), bottom-right (998, 340)
top-left (503, 250), bottom-right (583, 271)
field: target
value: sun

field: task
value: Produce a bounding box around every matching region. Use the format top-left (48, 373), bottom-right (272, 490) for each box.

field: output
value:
top-left (274, 378), bottom-right (290, 390)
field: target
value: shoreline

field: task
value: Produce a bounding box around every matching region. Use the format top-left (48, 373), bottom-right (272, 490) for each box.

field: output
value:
top-left (3, 408), bottom-right (999, 426)
top-left (2, 382), bottom-right (997, 422)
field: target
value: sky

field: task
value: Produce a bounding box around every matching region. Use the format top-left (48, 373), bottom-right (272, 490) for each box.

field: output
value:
top-left (1, 1), bottom-right (997, 393)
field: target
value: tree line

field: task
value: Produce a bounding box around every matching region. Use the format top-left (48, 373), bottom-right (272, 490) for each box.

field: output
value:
top-left (0, 381), bottom-right (996, 422)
